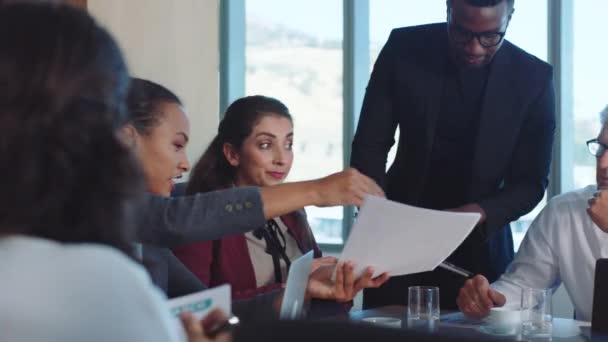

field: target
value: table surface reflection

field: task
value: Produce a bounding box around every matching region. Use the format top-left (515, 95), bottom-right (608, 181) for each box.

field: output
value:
top-left (335, 305), bottom-right (602, 341)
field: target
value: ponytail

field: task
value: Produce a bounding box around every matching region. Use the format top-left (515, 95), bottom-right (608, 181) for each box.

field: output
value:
top-left (186, 135), bottom-right (234, 194)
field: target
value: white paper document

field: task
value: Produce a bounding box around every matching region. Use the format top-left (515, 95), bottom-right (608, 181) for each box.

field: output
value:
top-left (280, 250), bottom-right (313, 320)
top-left (168, 285), bottom-right (231, 342)
top-left (168, 284), bottom-right (231, 319)
top-left (339, 196), bottom-right (480, 278)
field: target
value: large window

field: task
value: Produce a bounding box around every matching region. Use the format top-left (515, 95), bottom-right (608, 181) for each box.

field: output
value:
top-left (370, 1), bottom-right (548, 64)
top-left (502, 0), bottom-right (548, 250)
top-left (246, 0), bottom-right (344, 244)
top-left (226, 0), bottom-right (587, 251)
top-left (370, 0), bottom-right (445, 65)
top-left (572, 1), bottom-right (608, 190)
top-left (506, 0), bottom-right (548, 61)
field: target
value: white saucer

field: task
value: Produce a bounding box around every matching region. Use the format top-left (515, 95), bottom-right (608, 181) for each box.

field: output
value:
top-left (478, 324), bottom-right (518, 336)
top-left (361, 317), bottom-right (402, 328)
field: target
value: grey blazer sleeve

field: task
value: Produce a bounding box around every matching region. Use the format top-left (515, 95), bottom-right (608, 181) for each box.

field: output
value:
top-left (135, 187), bottom-right (266, 247)
top-left (166, 250), bottom-right (207, 298)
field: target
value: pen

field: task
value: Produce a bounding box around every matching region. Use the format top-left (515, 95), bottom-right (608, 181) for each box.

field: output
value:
top-left (206, 315), bottom-right (240, 338)
top-left (438, 261), bottom-right (474, 278)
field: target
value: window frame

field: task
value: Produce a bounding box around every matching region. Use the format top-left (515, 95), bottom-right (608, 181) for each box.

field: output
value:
top-left (221, 0), bottom-right (575, 252)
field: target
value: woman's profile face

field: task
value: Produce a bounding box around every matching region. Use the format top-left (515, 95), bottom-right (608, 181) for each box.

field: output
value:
top-left (133, 101), bottom-right (190, 196)
top-left (226, 114), bottom-right (294, 188)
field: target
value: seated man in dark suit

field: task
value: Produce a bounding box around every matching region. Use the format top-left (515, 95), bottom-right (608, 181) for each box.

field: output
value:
top-left (351, 0), bottom-right (555, 309)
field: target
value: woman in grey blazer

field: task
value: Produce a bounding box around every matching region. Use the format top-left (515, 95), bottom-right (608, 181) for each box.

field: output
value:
top-left (123, 79), bottom-right (386, 319)
top-left (120, 78), bottom-right (200, 297)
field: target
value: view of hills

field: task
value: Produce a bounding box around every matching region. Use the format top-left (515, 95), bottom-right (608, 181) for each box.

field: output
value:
top-left (244, 14), bottom-right (602, 246)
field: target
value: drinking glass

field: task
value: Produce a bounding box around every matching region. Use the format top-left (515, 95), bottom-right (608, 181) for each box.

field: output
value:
top-left (407, 286), bottom-right (440, 332)
top-left (521, 287), bottom-right (553, 341)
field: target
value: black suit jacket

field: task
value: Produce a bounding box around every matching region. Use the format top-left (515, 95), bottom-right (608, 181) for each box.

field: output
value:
top-left (351, 23), bottom-right (555, 308)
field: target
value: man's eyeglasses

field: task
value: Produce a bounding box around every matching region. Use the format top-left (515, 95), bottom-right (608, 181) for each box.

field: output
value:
top-left (448, 23), bottom-right (506, 48)
top-left (587, 139), bottom-right (608, 157)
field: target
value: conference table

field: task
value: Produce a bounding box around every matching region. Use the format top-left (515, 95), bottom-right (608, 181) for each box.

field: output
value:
top-left (331, 305), bottom-right (605, 341)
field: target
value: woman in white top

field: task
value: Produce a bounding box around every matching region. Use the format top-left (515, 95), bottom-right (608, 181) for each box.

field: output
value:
top-left (0, 3), bottom-right (220, 342)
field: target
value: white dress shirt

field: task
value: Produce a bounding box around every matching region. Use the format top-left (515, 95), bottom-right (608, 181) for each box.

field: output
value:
top-left (492, 185), bottom-right (608, 321)
top-left (0, 235), bottom-right (180, 342)
top-left (245, 217), bottom-right (302, 287)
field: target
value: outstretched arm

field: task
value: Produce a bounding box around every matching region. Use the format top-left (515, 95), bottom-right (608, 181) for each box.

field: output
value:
top-left (136, 168), bottom-right (383, 247)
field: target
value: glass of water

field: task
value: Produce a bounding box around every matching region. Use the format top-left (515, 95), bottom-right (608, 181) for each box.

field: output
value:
top-left (521, 287), bottom-right (553, 341)
top-left (407, 286), bottom-right (440, 331)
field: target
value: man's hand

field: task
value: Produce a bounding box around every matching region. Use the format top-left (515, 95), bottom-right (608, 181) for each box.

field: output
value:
top-left (447, 203), bottom-right (486, 224)
top-left (306, 260), bottom-right (390, 302)
top-left (312, 168), bottom-right (385, 207)
top-left (456, 275), bottom-right (506, 320)
top-left (587, 189), bottom-right (608, 233)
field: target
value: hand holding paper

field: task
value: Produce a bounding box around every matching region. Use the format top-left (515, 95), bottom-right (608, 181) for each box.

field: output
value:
top-left (307, 261), bottom-right (389, 302)
top-left (339, 196), bottom-right (481, 278)
top-left (168, 284), bottom-right (231, 321)
top-left (179, 309), bottom-right (232, 342)
top-left (168, 285), bottom-right (232, 342)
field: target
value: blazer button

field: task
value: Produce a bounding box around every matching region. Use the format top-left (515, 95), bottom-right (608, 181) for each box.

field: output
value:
top-left (245, 201), bottom-right (253, 209)
top-left (225, 204), bottom-right (233, 212)
top-left (235, 203), bottom-right (243, 211)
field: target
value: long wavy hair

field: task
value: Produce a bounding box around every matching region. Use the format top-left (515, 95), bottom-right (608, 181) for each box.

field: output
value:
top-left (0, 3), bottom-right (142, 256)
top-left (186, 95), bottom-right (292, 195)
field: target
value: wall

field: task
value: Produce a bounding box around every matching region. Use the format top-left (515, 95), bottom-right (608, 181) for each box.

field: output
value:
top-left (88, 0), bottom-right (220, 174)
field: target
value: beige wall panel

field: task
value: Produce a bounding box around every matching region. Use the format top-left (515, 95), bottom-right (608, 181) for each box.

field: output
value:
top-left (89, 0), bottom-right (220, 175)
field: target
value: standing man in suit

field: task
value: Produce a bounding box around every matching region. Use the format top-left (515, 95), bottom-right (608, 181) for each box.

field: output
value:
top-left (351, 0), bottom-right (555, 309)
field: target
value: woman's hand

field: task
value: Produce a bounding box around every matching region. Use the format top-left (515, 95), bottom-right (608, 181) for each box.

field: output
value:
top-left (180, 309), bottom-right (232, 342)
top-left (311, 256), bottom-right (338, 273)
top-left (306, 260), bottom-right (390, 302)
top-left (259, 168), bottom-right (384, 219)
top-left (313, 168), bottom-right (385, 207)
top-left (587, 189), bottom-right (608, 233)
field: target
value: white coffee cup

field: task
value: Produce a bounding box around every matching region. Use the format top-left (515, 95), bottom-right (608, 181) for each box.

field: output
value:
top-left (483, 306), bottom-right (521, 334)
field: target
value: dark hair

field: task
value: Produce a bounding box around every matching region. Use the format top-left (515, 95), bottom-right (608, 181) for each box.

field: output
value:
top-left (187, 95), bottom-right (292, 194)
top-left (449, 0), bottom-right (514, 9)
top-left (0, 3), bottom-right (142, 255)
top-left (126, 78), bottom-right (182, 136)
